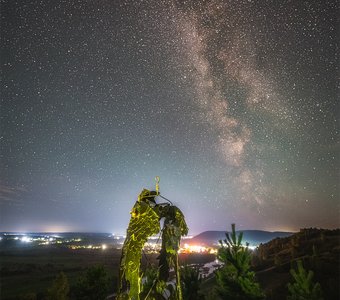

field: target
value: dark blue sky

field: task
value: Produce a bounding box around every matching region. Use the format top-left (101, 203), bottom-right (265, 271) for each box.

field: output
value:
top-left (1, 0), bottom-right (338, 234)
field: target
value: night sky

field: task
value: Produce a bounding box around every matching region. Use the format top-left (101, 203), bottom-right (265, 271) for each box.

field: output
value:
top-left (1, 0), bottom-right (339, 234)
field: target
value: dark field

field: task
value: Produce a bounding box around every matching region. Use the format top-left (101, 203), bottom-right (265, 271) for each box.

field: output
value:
top-left (0, 246), bottom-right (216, 299)
top-left (0, 247), bottom-right (121, 299)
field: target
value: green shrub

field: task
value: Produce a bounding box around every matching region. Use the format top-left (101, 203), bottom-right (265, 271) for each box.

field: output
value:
top-left (74, 265), bottom-right (110, 300)
top-left (287, 260), bottom-right (323, 300)
top-left (216, 224), bottom-right (265, 300)
top-left (181, 265), bottom-right (204, 300)
top-left (46, 272), bottom-right (69, 300)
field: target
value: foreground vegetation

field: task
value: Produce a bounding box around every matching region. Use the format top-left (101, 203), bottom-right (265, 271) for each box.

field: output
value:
top-left (1, 227), bottom-right (339, 299)
top-left (0, 247), bottom-right (119, 299)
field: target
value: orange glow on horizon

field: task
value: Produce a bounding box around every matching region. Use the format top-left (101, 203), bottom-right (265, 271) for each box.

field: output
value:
top-left (179, 243), bottom-right (217, 254)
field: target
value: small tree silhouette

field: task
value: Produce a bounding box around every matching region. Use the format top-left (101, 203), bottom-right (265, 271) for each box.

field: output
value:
top-left (74, 265), bottom-right (110, 300)
top-left (181, 265), bottom-right (204, 300)
top-left (215, 224), bottom-right (264, 300)
top-left (287, 260), bottom-right (323, 300)
top-left (46, 272), bottom-right (69, 300)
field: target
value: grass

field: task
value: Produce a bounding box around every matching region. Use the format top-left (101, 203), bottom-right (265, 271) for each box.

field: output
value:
top-left (0, 247), bottom-right (121, 299)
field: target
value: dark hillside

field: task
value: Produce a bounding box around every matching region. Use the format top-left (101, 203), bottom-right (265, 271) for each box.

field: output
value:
top-left (188, 230), bottom-right (293, 247)
top-left (253, 228), bottom-right (340, 300)
top-left (199, 228), bottom-right (339, 300)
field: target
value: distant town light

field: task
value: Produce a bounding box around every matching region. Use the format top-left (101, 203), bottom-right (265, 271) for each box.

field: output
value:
top-left (21, 236), bottom-right (32, 243)
top-left (102, 244), bottom-right (107, 250)
top-left (179, 243), bottom-right (217, 254)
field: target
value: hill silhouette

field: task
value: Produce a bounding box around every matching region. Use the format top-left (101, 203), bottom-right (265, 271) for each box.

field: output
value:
top-left (187, 230), bottom-right (293, 247)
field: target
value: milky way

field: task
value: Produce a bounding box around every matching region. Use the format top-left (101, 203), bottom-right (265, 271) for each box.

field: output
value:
top-left (1, 0), bottom-right (338, 233)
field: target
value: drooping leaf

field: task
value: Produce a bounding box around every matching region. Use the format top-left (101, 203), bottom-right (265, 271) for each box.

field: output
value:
top-left (158, 205), bottom-right (188, 300)
top-left (118, 189), bottom-right (160, 300)
top-left (118, 188), bottom-right (188, 300)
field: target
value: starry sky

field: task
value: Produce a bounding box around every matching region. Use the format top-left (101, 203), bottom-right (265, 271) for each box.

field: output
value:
top-left (1, 0), bottom-right (339, 234)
